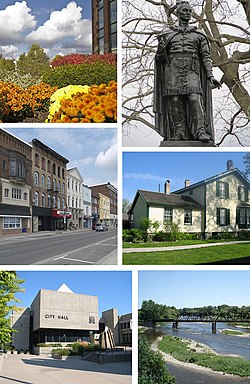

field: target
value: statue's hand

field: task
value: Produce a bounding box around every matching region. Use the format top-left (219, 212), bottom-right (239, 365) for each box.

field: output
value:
top-left (209, 77), bottom-right (221, 89)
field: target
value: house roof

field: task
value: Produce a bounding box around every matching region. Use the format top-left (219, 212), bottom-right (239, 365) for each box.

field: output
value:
top-left (129, 190), bottom-right (203, 212)
top-left (174, 168), bottom-right (250, 194)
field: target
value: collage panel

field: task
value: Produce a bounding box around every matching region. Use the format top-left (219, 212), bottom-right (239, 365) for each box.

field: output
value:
top-left (123, 151), bottom-right (250, 266)
top-left (138, 270), bottom-right (250, 384)
top-left (0, 127), bottom-right (117, 265)
top-left (0, 270), bottom-right (132, 383)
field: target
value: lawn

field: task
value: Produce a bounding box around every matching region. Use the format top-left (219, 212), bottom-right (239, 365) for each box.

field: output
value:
top-left (123, 238), bottom-right (246, 248)
top-left (123, 243), bottom-right (250, 265)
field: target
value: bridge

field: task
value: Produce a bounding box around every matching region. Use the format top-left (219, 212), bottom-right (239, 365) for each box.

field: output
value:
top-left (140, 314), bottom-right (250, 333)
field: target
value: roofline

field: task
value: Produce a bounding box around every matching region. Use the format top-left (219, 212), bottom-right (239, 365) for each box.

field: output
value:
top-left (31, 139), bottom-right (69, 164)
top-left (0, 128), bottom-right (33, 148)
top-left (174, 168), bottom-right (250, 193)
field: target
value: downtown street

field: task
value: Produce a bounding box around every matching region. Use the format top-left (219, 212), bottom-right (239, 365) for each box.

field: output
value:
top-left (0, 228), bottom-right (117, 265)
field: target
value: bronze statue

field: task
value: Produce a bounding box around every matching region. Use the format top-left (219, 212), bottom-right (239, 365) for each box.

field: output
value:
top-left (153, 1), bottom-right (221, 143)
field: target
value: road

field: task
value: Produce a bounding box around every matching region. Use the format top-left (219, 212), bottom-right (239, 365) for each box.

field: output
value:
top-left (0, 228), bottom-right (117, 265)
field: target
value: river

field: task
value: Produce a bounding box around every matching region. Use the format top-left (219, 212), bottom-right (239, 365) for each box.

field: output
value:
top-left (143, 322), bottom-right (250, 383)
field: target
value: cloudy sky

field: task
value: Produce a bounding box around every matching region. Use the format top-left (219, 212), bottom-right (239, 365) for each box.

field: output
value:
top-left (5, 128), bottom-right (117, 188)
top-left (0, 1), bottom-right (92, 59)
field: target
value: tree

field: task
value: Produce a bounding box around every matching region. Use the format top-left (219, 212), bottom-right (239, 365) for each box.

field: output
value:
top-left (0, 271), bottom-right (24, 346)
top-left (139, 337), bottom-right (175, 384)
top-left (243, 153), bottom-right (250, 177)
top-left (122, 198), bottom-right (132, 213)
top-left (17, 44), bottom-right (50, 77)
top-left (123, 0), bottom-right (250, 146)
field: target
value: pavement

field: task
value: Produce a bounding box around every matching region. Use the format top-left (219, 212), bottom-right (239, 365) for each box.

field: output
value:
top-left (0, 354), bottom-right (132, 384)
top-left (123, 240), bottom-right (250, 253)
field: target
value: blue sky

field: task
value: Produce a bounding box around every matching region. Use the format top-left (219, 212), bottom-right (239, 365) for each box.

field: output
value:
top-left (139, 271), bottom-right (250, 308)
top-left (0, 1), bottom-right (92, 59)
top-left (6, 128), bottom-right (117, 188)
top-left (123, 151), bottom-right (249, 202)
top-left (14, 271), bottom-right (132, 316)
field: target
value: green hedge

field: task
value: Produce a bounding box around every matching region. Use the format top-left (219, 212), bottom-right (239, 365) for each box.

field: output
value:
top-left (42, 62), bottom-right (117, 88)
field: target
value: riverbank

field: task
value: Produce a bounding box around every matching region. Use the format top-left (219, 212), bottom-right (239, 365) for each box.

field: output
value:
top-left (220, 329), bottom-right (250, 337)
top-left (152, 335), bottom-right (250, 378)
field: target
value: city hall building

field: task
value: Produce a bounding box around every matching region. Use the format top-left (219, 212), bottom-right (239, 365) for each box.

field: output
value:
top-left (11, 284), bottom-right (132, 352)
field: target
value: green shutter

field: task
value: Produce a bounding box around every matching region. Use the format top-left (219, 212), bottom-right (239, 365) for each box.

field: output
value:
top-left (238, 186), bottom-right (241, 200)
top-left (236, 208), bottom-right (240, 225)
top-left (216, 208), bottom-right (220, 225)
top-left (246, 188), bottom-right (249, 202)
top-left (216, 181), bottom-right (219, 197)
top-left (226, 209), bottom-right (230, 225)
top-left (225, 183), bottom-right (229, 199)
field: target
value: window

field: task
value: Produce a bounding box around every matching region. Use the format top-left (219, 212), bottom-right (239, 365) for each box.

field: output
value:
top-left (72, 180), bottom-right (74, 190)
top-left (41, 193), bottom-right (45, 207)
top-left (53, 163), bottom-right (56, 175)
top-left (10, 160), bottom-right (25, 178)
top-left (217, 208), bottom-right (230, 226)
top-left (238, 186), bottom-right (248, 202)
top-left (62, 182), bottom-right (65, 193)
top-left (53, 196), bottom-right (56, 208)
top-left (68, 196), bottom-right (70, 207)
top-left (2, 160), bottom-right (7, 171)
top-left (47, 176), bottom-right (51, 189)
top-left (53, 178), bottom-right (56, 191)
top-left (72, 197), bottom-right (74, 207)
top-left (62, 168), bottom-right (65, 179)
top-left (42, 174), bottom-right (45, 188)
top-left (62, 198), bottom-right (65, 210)
top-left (3, 217), bottom-right (21, 229)
top-left (76, 198), bottom-right (78, 208)
top-left (34, 192), bottom-right (39, 206)
top-left (184, 209), bottom-right (192, 225)
top-left (57, 197), bottom-right (61, 209)
top-left (41, 157), bottom-right (46, 170)
top-left (58, 166), bottom-right (60, 177)
top-left (12, 188), bottom-right (21, 199)
top-left (57, 181), bottom-right (61, 192)
top-left (48, 194), bottom-right (51, 207)
top-left (236, 208), bottom-right (250, 227)
top-left (4, 189), bottom-right (9, 198)
top-left (35, 153), bottom-right (39, 167)
top-left (163, 208), bottom-right (173, 223)
top-left (34, 172), bottom-right (39, 186)
top-left (47, 160), bottom-right (51, 172)
top-left (24, 192), bottom-right (28, 201)
top-left (216, 181), bottom-right (229, 199)
top-left (89, 316), bottom-right (95, 324)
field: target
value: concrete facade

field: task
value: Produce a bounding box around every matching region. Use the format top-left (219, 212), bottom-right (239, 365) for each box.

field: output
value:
top-left (67, 167), bottom-right (84, 229)
top-left (82, 184), bottom-right (92, 228)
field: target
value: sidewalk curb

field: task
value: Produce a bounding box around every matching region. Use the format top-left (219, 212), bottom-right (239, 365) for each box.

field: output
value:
top-left (97, 250), bottom-right (117, 265)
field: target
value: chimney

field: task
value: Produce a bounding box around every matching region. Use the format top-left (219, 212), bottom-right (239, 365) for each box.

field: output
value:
top-left (227, 160), bottom-right (234, 171)
top-left (164, 180), bottom-right (170, 194)
top-left (185, 179), bottom-right (191, 188)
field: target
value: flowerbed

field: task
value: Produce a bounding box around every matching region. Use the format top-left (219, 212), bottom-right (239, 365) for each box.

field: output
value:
top-left (47, 81), bottom-right (117, 123)
top-left (51, 53), bottom-right (116, 68)
top-left (0, 80), bottom-right (57, 122)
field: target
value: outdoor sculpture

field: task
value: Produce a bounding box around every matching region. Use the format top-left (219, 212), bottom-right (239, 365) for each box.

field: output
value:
top-left (154, 1), bottom-right (221, 144)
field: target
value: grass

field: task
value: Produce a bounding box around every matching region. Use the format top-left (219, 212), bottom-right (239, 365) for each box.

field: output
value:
top-left (123, 238), bottom-right (248, 248)
top-left (221, 330), bottom-right (245, 335)
top-left (159, 335), bottom-right (250, 377)
top-left (123, 243), bottom-right (250, 265)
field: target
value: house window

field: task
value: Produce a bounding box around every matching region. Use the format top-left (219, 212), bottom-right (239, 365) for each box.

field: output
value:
top-left (62, 198), bottom-right (65, 210)
top-left (24, 192), bottom-right (28, 201)
top-left (48, 194), bottom-right (51, 207)
top-left (58, 166), bottom-right (60, 177)
top-left (34, 192), bottom-right (39, 206)
top-left (3, 217), bottom-right (21, 229)
top-left (53, 196), bottom-right (56, 208)
top-left (42, 174), bottom-right (45, 188)
top-left (237, 208), bottom-right (250, 227)
top-left (57, 197), bottom-right (61, 209)
top-left (12, 188), bottom-right (21, 199)
top-left (41, 193), bottom-right (45, 207)
top-left (184, 209), bottom-right (192, 225)
top-left (34, 172), bottom-right (39, 186)
top-left (238, 186), bottom-right (248, 202)
top-left (41, 157), bottom-right (46, 170)
top-left (53, 163), bottom-right (56, 175)
top-left (47, 176), bottom-right (51, 189)
top-left (4, 189), bottom-right (9, 198)
top-left (68, 196), bottom-right (70, 207)
top-left (62, 168), bottom-right (65, 179)
top-left (164, 208), bottom-right (173, 222)
top-left (53, 178), bottom-right (56, 191)
top-left (57, 181), bottom-right (61, 192)
top-left (216, 181), bottom-right (229, 199)
top-left (217, 208), bottom-right (230, 226)
top-left (35, 153), bottom-right (39, 167)
top-left (47, 160), bottom-right (51, 172)
top-left (62, 182), bottom-right (65, 193)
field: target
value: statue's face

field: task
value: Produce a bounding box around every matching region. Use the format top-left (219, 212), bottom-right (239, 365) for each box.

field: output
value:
top-left (177, 5), bottom-right (192, 22)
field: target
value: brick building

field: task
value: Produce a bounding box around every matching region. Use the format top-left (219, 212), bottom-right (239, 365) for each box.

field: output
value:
top-left (31, 139), bottom-right (69, 231)
top-left (90, 182), bottom-right (117, 226)
top-left (0, 129), bottom-right (32, 235)
top-left (92, 0), bottom-right (117, 53)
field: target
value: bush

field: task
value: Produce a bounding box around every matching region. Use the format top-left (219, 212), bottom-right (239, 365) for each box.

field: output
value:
top-left (42, 62), bottom-right (117, 88)
top-left (152, 231), bottom-right (168, 242)
top-left (36, 343), bottom-right (62, 347)
top-left (51, 53), bottom-right (117, 68)
top-left (51, 348), bottom-right (70, 356)
top-left (123, 228), bottom-right (144, 242)
top-left (0, 69), bottom-right (42, 88)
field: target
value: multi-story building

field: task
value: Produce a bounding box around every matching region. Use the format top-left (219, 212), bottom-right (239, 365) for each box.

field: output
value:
top-left (90, 182), bottom-right (117, 226)
top-left (91, 191), bottom-right (100, 226)
top-left (99, 192), bottom-right (110, 224)
top-left (31, 139), bottom-right (69, 231)
top-left (67, 167), bottom-right (84, 229)
top-left (0, 129), bottom-right (32, 235)
top-left (92, 0), bottom-right (117, 53)
top-left (82, 184), bottom-right (92, 228)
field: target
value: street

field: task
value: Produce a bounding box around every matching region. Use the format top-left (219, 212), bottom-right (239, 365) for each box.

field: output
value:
top-left (0, 228), bottom-right (117, 265)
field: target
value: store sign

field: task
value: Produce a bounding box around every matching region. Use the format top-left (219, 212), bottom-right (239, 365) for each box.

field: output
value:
top-left (45, 314), bottom-right (69, 320)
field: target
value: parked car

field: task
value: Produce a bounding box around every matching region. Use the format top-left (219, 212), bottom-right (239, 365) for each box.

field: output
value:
top-left (95, 223), bottom-right (109, 231)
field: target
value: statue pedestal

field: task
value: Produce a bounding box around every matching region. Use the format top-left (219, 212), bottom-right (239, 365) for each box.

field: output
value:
top-left (160, 140), bottom-right (215, 147)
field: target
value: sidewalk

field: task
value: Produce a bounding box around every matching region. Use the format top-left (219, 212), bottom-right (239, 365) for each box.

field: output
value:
top-left (0, 228), bottom-right (92, 242)
top-left (123, 240), bottom-right (250, 253)
top-left (0, 354), bottom-right (132, 384)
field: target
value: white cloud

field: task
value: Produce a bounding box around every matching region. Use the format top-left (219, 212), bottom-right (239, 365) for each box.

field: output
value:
top-left (26, 2), bottom-right (91, 52)
top-left (124, 173), bottom-right (166, 182)
top-left (0, 1), bottom-right (36, 45)
top-left (0, 45), bottom-right (19, 57)
top-left (95, 143), bottom-right (117, 172)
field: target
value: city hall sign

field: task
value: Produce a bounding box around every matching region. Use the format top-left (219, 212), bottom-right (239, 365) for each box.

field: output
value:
top-left (45, 314), bottom-right (69, 320)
